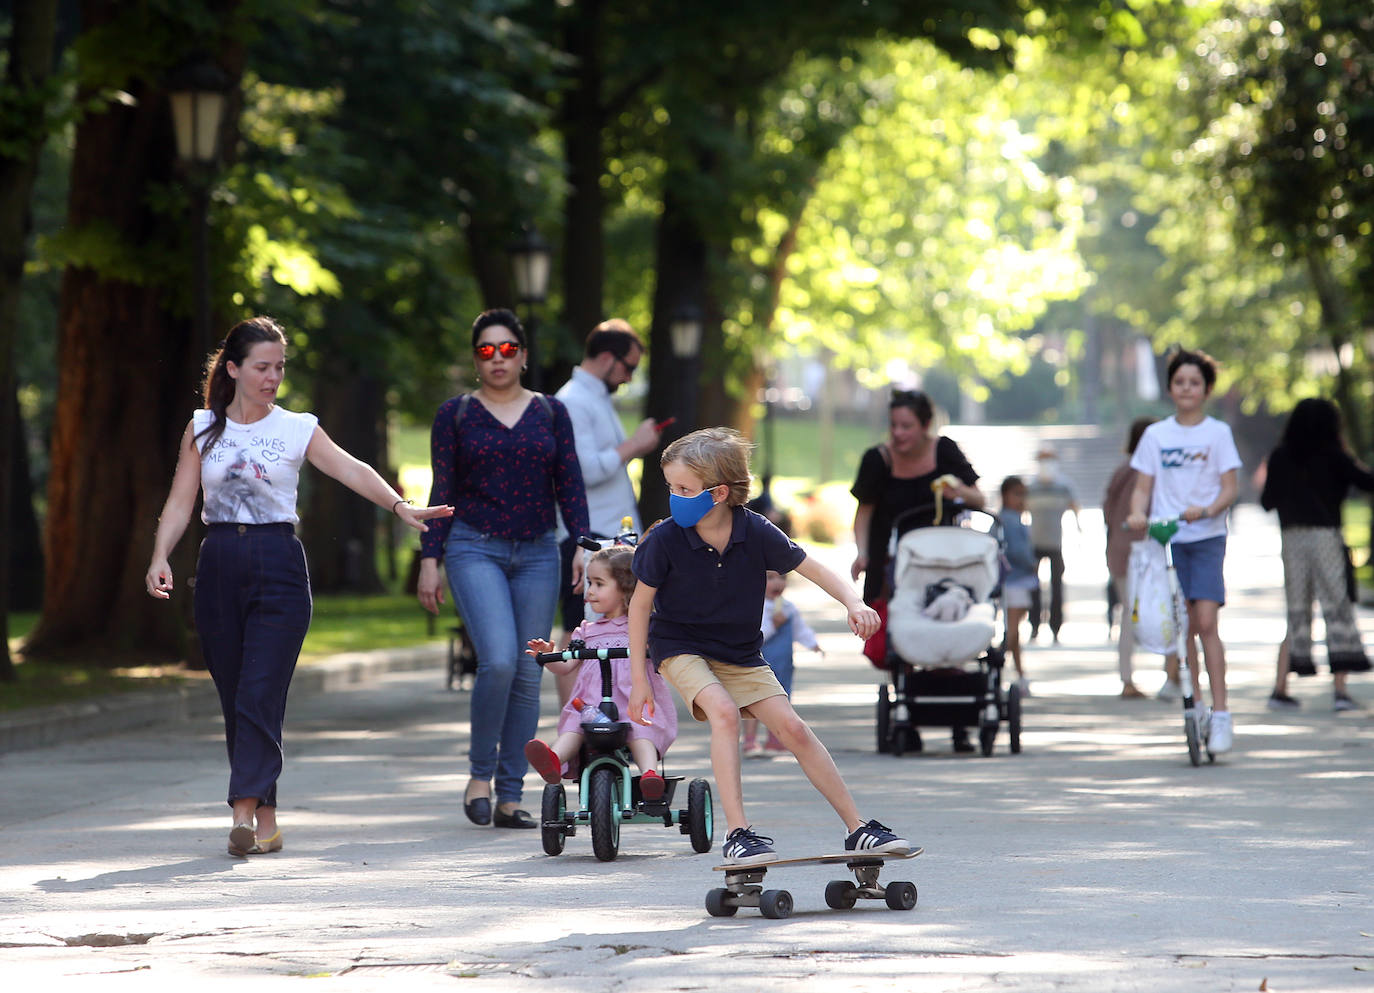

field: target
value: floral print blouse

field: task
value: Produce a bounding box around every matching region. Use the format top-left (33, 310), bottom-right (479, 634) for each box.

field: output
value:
top-left (421, 393), bottom-right (590, 557)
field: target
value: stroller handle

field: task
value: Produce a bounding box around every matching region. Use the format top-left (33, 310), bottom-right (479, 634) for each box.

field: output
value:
top-left (889, 502), bottom-right (1000, 536)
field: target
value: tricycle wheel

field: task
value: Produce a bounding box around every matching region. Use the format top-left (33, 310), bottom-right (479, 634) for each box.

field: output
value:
top-left (885, 880), bottom-right (918, 910)
top-left (540, 783), bottom-right (566, 856)
top-left (824, 880), bottom-right (857, 910)
top-left (687, 778), bottom-right (714, 853)
top-left (589, 766), bottom-right (620, 861)
top-left (705, 887), bottom-right (737, 917)
top-left (759, 889), bottom-right (793, 920)
top-left (1007, 682), bottom-right (1023, 754)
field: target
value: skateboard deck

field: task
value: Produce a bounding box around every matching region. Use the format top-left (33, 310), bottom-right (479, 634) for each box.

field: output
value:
top-left (712, 847), bottom-right (922, 872)
top-left (706, 848), bottom-right (922, 919)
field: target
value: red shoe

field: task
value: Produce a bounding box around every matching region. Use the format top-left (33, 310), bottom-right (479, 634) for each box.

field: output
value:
top-left (524, 739), bottom-right (563, 785)
top-left (639, 769), bottom-right (665, 801)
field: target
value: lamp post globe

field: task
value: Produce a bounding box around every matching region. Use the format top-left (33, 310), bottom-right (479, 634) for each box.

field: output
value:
top-left (507, 223), bottom-right (552, 389)
top-left (168, 58), bottom-right (230, 371)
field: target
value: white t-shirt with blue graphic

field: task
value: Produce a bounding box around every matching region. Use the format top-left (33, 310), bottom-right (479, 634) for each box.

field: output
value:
top-left (1130, 414), bottom-right (1242, 545)
top-left (193, 406), bottom-right (319, 524)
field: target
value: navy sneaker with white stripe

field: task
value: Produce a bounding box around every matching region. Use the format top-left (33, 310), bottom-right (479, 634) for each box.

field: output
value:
top-left (844, 819), bottom-right (910, 854)
top-left (722, 826), bottom-right (776, 864)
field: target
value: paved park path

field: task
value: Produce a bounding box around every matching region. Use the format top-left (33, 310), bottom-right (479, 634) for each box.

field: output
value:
top-left (2, 506), bottom-right (1371, 991)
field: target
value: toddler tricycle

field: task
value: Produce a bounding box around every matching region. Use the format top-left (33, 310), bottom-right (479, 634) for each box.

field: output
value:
top-left (533, 643), bottom-right (714, 861)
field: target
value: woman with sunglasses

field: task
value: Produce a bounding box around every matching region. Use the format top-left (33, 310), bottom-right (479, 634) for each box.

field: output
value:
top-left (417, 308), bottom-right (590, 829)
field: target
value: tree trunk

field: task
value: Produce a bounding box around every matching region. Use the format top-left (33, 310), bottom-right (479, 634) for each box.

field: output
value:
top-left (25, 2), bottom-right (241, 662)
top-left (557, 0), bottom-right (605, 346)
top-left (0, 0), bottom-right (61, 679)
top-left (7, 389), bottom-right (45, 611)
top-left (639, 185), bottom-right (710, 525)
top-left (303, 347), bottom-right (386, 593)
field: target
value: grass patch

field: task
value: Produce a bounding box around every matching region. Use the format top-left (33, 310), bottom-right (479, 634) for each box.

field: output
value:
top-left (2, 595), bottom-right (442, 713)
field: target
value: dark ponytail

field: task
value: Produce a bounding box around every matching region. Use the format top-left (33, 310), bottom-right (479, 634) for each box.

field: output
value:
top-left (194, 316), bottom-right (288, 453)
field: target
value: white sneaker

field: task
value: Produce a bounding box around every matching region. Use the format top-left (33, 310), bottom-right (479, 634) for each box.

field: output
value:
top-left (1208, 710), bottom-right (1233, 753)
top-left (1156, 679), bottom-right (1182, 702)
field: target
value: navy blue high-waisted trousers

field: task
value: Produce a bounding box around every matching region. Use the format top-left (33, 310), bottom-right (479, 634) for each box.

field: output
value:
top-left (194, 522), bottom-right (312, 808)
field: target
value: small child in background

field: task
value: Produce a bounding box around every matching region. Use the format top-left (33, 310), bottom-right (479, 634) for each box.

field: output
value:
top-left (999, 476), bottom-right (1038, 695)
top-left (525, 547), bottom-right (677, 799)
top-left (743, 570), bottom-right (824, 756)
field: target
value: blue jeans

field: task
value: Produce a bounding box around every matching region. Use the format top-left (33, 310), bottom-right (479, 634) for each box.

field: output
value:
top-left (761, 618), bottom-right (795, 696)
top-left (194, 523), bottom-right (312, 808)
top-left (444, 520), bottom-right (560, 805)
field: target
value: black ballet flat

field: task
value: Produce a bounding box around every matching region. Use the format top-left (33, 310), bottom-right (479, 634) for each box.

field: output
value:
top-left (464, 796), bottom-right (492, 825)
top-left (492, 807), bottom-right (536, 829)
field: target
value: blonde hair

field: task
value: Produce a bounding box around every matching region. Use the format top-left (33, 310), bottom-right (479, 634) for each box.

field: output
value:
top-left (661, 427), bottom-right (753, 507)
top-left (588, 546), bottom-right (636, 604)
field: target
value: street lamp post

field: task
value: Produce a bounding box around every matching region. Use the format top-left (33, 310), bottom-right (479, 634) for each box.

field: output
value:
top-left (507, 223), bottom-right (552, 391)
top-left (669, 303), bottom-right (703, 436)
top-left (169, 59), bottom-right (229, 368)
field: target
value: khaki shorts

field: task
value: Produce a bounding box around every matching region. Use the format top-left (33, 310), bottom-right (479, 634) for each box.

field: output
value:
top-left (659, 653), bottom-right (786, 722)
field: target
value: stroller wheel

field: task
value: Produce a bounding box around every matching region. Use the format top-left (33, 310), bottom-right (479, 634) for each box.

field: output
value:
top-left (876, 686), bottom-right (893, 754)
top-left (1007, 683), bottom-right (1023, 755)
top-left (978, 721), bottom-right (996, 757)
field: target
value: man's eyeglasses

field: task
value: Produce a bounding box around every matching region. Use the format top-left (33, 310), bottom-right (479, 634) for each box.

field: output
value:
top-left (474, 340), bottom-right (521, 360)
top-left (614, 354), bottom-right (639, 375)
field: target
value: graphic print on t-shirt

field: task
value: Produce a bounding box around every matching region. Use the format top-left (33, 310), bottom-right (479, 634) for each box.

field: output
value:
top-left (204, 445), bottom-right (275, 523)
top-left (1161, 447), bottom-right (1209, 468)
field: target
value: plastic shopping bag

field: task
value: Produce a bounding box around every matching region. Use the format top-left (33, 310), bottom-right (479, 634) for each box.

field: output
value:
top-left (1127, 539), bottom-right (1187, 656)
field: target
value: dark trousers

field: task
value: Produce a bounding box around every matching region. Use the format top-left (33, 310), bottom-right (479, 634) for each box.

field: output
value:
top-left (1029, 546), bottom-right (1065, 638)
top-left (194, 523), bottom-right (312, 808)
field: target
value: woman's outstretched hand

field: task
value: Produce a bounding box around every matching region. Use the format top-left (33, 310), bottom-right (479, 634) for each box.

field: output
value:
top-left (397, 503), bottom-right (454, 533)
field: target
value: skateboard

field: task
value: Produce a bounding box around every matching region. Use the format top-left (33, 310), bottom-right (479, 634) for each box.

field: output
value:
top-left (706, 848), bottom-right (923, 919)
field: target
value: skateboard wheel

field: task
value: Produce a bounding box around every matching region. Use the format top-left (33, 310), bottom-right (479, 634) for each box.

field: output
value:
top-left (824, 880), bottom-right (857, 910)
top-left (705, 887), bottom-right (737, 917)
top-left (885, 880), bottom-right (917, 911)
top-left (759, 889), bottom-right (793, 920)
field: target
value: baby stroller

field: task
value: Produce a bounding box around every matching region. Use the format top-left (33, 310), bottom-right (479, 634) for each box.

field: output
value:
top-left (874, 504), bottom-right (1023, 757)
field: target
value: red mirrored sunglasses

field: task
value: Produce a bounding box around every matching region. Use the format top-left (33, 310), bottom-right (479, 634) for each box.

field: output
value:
top-left (474, 340), bottom-right (521, 360)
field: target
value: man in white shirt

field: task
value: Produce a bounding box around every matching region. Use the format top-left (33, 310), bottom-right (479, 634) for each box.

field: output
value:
top-left (553, 320), bottom-right (661, 690)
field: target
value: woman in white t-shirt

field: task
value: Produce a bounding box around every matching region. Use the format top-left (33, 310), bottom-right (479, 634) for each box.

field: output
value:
top-left (1126, 349), bottom-right (1242, 754)
top-left (145, 316), bottom-right (452, 858)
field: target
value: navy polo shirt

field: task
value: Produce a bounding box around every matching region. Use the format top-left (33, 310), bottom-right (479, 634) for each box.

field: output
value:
top-left (633, 506), bottom-right (807, 667)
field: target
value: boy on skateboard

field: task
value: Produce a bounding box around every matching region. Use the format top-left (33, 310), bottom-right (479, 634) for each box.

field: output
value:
top-left (627, 427), bottom-right (911, 864)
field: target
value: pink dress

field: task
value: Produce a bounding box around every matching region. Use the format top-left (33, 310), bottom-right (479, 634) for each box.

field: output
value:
top-left (556, 616), bottom-right (678, 758)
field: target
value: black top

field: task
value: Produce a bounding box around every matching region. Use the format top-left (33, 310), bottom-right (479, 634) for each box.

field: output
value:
top-left (632, 507), bottom-right (807, 667)
top-left (1259, 445), bottom-right (1374, 528)
top-left (850, 435), bottom-right (979, 603)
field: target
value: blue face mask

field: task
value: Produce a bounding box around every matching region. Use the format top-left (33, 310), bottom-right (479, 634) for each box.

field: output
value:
top-left (669, 487), bottom-right (719, 528)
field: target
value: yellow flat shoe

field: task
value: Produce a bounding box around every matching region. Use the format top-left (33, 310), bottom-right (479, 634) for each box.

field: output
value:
top-left (247, 830), bottom-right (283, 855)
top-left (228, 823), bottom-right (255, 857)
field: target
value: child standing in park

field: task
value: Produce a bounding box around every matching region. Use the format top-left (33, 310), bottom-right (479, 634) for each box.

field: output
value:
top-left (742, 569), bottom-right (824, 756)
top-left (998, 476), bottom-right (1038, 695)
top-left (1126, 349), bottom-right (1242, 752)
top-left (627, 427), bottom-right (910, 864)
top-left (525, 547), bottom-right (676, 798)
